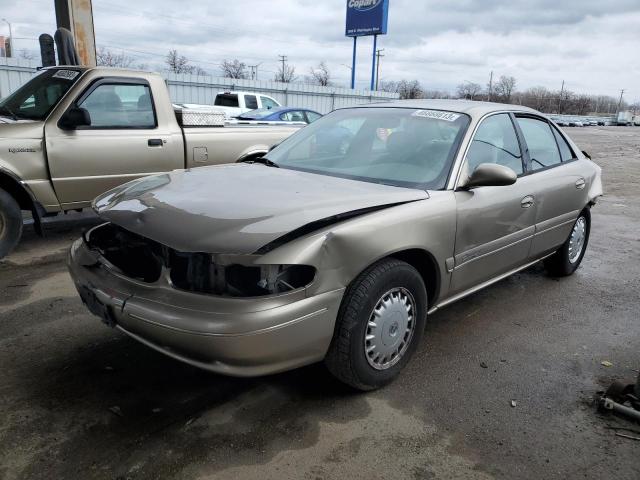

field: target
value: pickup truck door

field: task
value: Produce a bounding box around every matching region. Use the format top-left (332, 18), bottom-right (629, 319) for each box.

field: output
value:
top-left (450, 113), bottom-right (537, 295)
top-left (44, 77), bottom-right (183, 208)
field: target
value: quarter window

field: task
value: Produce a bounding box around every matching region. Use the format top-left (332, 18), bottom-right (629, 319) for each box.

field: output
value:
top-left (78, 83), bottom-right (155, 128)
top-left (260, 96), bottom-right (279, 109)
top-left (516, 117), bottom-right (562, 170)
top-left (306, 111), bottom-right (322, 123)
top-left (551, 127), bottom-right (575, 162)
top-left (466, 113), bottom-right (523, 175)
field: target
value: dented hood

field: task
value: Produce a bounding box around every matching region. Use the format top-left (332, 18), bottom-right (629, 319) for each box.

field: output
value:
top-left (94, 163), bottom-right (429, 254)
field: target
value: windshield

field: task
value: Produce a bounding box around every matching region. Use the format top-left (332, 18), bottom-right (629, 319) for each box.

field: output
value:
top-left (265, 107), bottom-right (470, 190)
top-left (0, 68), bottom-right (83, 121)
top-left (239, 108), bottom-right (276, 119)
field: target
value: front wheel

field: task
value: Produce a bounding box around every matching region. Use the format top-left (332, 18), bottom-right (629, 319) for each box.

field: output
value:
top-left (544, 208), bottom-right (590, 277)
top-left (0, 188), bottom-right (23, 260)
top-left (325, 258), bottom-right (427, 391)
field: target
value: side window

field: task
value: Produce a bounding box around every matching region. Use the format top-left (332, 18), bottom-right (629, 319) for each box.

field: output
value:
top-left (78, 83), bottom-right (155, 128)
top-left (306, 111), bottom-right (322, 123)
top-left (551, 127), bottom-right (575, 162)
top-left (244, 94), bottom-right (258, 110)
top-left (280, 111), bottom-right (305, 122)
top-left (215, 94), bottom-right (239, 107)
top-left (260, 96), bottom-right (279, 109)
top-left (466, 113), bottom-right (523, 175)
top-left (516, 117), bottom-right (562, 171)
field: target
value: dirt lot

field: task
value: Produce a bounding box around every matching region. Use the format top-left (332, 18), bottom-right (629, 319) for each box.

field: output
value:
top-left (1, 127), bottom-right (639, 480)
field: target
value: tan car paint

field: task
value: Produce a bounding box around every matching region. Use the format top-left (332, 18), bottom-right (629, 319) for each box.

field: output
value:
top-left (68, 100), bottom-right (603, 377)
top-left (0, 67), bottom-right (299, 213)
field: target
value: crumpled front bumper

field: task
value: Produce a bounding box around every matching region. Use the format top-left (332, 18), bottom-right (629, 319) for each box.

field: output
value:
top-left (68, 238), bottom-right (344, 377)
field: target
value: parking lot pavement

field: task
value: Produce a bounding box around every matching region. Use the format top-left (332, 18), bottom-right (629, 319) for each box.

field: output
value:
top-left (1, 127), bottom-right (639, 479)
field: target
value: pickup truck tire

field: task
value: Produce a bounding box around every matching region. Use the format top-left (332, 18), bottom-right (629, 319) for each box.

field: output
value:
top-left (0, 188), bottom-right (23, 259)
top-left (325, 258), bottom-right (427, 391)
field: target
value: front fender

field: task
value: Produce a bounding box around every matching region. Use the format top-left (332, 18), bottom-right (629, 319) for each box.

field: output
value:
top-left (258, 192), bottom-right (457, 303)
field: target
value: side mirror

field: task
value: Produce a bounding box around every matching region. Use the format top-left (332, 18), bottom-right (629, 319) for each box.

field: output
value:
top-left (59, 107), bottom-right (91, 130)
top-left (464, 163), bottom-right (517, 189)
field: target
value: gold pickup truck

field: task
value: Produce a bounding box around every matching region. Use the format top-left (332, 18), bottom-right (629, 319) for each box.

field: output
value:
top-left (0, 66), bottom-right (301, 258)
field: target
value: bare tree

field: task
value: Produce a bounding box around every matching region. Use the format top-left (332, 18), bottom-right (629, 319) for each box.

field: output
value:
top-left (96, 47), bottom-right (134, 68)
top-left (397, 80), bottom-right (424, 99)
top-left (309, 61), bottom-right (332, 86)
top-left (274, 61), bottom-right (296, 83)
top-left (379, 79), bottom-right (424, 99)
top-left (165, 49), bottom-right (207, 75)
top-left (494, 75), bottom-right (517, 103)
top-left (456, 82), bottom-right (483, 100)
top-left (220, 59), bottom-right (248, 79)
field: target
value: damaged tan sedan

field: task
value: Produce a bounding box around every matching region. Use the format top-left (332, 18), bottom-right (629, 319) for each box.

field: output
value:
top-left (69, 100), bottom-right (602, 390)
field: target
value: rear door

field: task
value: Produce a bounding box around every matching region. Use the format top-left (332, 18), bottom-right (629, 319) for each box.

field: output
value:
top-left (45, 77), bottom-right (183, 208)
top-left (451, 113), bottom-right (538, 294)
top-left (514, 115), bottom-right (587, 258)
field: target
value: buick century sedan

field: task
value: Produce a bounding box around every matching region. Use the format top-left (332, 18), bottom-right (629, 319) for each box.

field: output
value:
top-left (69, 100), bottom-right (602, 390)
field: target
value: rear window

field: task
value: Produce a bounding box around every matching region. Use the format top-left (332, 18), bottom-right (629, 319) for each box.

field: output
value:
top-left (214, 94), bottom-right (239, 107)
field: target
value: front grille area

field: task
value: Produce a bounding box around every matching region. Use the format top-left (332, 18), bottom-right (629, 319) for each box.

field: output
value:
top-left (86, 223), bottom-right (315, 297)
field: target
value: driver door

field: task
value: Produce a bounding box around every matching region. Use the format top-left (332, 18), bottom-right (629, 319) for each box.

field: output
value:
top-left (450, 113), bottom-right (537, 295)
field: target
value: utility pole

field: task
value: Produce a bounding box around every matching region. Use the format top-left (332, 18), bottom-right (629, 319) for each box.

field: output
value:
top-left (248, 63), bottom-right (261, 80)
top-left (375, 48), bottom-right (384, 90)
top-left (616, 89), bottom-right (625, 113)
top-left (278, 55), bottom-right (287, 82)
top-left (487, 71), bottom-right (493, 101)
top-left (558, 80), bottom-right (565, 114)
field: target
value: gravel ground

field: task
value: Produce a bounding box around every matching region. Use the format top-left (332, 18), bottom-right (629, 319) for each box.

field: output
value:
top-left (0, 127), bottom-right (638, 480)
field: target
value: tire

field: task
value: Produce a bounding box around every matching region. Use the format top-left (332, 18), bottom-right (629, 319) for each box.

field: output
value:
top-left (0, 188), bottom-right (23, 260)
top-left (325, 258), bottom-right (428, 391)
top-left (544, 208), bottom-right (590, 277)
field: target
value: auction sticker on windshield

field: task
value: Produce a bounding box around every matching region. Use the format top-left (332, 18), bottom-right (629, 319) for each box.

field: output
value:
top-left (52, 70), bottom-right (80, 80)
top-left (412, 110), bottom-right (461, 122)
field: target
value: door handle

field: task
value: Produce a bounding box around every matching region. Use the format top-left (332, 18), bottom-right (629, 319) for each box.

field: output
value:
top-left (148, 138), bottom-right (163, 147)
top-left (521, 195), bottom-right (534, 209)
top-left (575, 178), bottom-right (586, 190)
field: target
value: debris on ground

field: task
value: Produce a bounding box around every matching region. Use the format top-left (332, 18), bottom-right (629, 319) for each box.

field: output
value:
top-left (480, 361), bottom-right (488, 369)
top-left (108, 406), bottom-right (124, 417)
top-left (511, 400), bottom-right (517, 408)
top-left (601, 360), bottom-right (614, 367)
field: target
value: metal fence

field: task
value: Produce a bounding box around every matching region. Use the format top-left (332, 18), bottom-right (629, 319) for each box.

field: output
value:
top-left (0, 59), bottom-right (399, 113)
top-left (0, 58), bottom-right (40, 98)
top-left (165, 73), bottom-right (398, 113)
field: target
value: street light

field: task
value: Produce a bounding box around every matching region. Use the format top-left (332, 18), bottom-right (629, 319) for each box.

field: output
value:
top-left (1, 18), bottom-right (12, 58)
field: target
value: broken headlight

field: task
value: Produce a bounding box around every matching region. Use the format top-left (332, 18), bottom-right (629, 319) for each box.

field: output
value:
top-left (169, 252), bottom-right (315, 297)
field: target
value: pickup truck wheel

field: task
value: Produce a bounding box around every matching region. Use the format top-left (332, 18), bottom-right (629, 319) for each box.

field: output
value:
top-left (544, 208), bottom-right (590, 277)
top-left (0, 188), bottom-right (23, 259)
top-left (325, 258), bottom-right (427, 391)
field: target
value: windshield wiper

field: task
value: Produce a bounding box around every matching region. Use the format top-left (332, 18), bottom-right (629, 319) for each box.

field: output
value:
top-left (0, 105), bottom-right (18, 121)
top-left (242, 157), bottom-right (279, 168)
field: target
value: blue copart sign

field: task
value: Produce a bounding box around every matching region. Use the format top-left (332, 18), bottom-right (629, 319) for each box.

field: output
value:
top-left (345, 0), bottom-right (389, 37)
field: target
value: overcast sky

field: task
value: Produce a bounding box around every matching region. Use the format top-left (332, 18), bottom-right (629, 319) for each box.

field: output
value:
top-left (2, 0), bottom-right (639, 100)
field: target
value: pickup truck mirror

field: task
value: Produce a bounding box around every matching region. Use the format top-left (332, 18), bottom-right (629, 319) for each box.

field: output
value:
top-left (59, 107), bottom-right (91, 130)
top-left (464, 163), bottom-right (517, 189)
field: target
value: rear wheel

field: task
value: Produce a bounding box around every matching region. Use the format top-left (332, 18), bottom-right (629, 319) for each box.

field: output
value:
top-left (325, 258), bottom-right (427, 390)
top-left (0, 188), bottom-right (23, 259)
top-left (544, 208), bottom-right (590, 276)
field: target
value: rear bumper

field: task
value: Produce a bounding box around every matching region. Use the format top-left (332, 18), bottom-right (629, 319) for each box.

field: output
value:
top-left (68, 238), bottom-right (344, 377)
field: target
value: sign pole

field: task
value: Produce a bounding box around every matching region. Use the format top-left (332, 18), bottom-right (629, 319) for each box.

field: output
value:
top-left (370, 34), bottom-right (377, 91)
top-left (351, 36), bottom-right (357, 89)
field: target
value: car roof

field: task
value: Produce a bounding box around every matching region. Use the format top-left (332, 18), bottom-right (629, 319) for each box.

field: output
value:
top-left (353, 99), bottom-right (540, 118)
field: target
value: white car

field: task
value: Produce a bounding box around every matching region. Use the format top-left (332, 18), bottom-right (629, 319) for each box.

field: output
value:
top-left (213, 91), bottom-right (281, 118)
